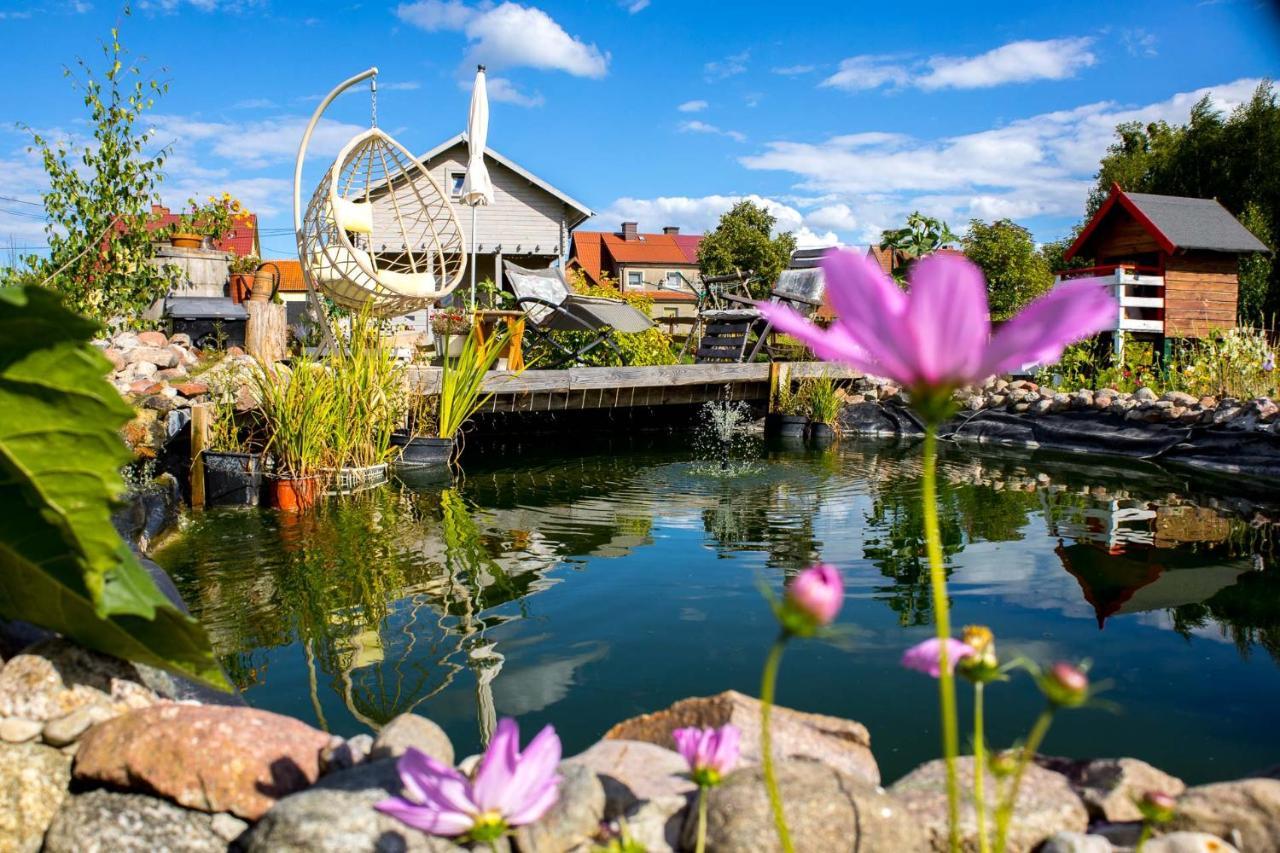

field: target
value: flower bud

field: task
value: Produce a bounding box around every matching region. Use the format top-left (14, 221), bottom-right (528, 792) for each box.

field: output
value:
top-left (956, 625), bottom-right (999, 683)
top-left (990, 749), bottom-right (1019, 778)
top-left (1040, 661), bottom-right (1089, 708)
top-left (1137, 790), bottom-right (1177, 824)
top-left (780, 564), bottom-right (843, 633)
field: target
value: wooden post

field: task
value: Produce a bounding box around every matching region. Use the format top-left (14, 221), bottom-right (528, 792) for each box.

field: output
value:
top-left (245, 301), bottom-right (288, 363)
top-left (190, 403), bottom-right (210, 509)
top-left (768, 361), bottom-right (782, 413)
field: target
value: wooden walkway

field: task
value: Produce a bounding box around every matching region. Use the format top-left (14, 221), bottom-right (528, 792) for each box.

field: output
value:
top-left (405, 362), bottom-right (861, 414)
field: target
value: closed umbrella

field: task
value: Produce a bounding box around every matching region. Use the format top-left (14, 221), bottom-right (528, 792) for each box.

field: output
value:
top-left (461, 65), bottom-right (494, 312)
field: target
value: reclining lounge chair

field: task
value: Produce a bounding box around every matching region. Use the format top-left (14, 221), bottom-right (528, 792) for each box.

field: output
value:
top-left (504, 261), bottom-right (654, 366)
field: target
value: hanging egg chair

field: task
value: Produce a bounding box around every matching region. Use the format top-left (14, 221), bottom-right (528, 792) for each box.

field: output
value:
top-left (294, 69), bottom-right (466, 319)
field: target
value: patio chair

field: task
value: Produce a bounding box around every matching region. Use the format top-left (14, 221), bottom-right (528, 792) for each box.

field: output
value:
top-left (503, 261), bottom-right (654, 365)
top-left (694, 248), bottom-right (830, 363)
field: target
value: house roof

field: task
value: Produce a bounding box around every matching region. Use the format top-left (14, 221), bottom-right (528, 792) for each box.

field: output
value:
top-left (266, 259), bottom-right (307, 292)
top-left (143, 205), bottom-right (259, 257)
top-left (418, 133), bottom-right (593, 228)
top-left (568, 229), bottom-right (704, 284)
top-left (1066, 184), bottom-right (1270, 260)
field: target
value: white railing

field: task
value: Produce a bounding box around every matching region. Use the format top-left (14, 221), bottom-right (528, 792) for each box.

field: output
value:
top-left (1054, 266), bottom-right (1164, 355)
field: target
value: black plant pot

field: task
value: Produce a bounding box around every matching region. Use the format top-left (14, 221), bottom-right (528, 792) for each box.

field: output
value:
top-left (808, 422), bottom-right (836, 446)
top-left (776, 414), bottom-right (809, 438)
top-left (202, 451), bottom-right (267, 507)
top-left (391, 432), bottom-right (455, 469)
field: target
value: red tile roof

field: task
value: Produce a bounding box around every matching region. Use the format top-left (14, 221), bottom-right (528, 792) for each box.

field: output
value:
top-left (568, 232), bottom-right (605, 284)
top-left (673, 234), bottom-right (702, 264)
top-left (569, 228), bottom-right (703, 284)
top-left (265, 259), bottom-right (307, 292)
top-left (142, 205), bottom-right (260, 257)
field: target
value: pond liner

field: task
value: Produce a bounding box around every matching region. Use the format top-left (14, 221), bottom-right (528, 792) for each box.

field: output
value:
top-left (839, 401), bottom-right (1280, 482)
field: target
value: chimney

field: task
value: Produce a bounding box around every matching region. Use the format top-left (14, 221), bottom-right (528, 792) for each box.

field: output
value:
top-left (663, 226), bottom-right (680, 235)
top-left (621, 221), bottom-right (639, 241)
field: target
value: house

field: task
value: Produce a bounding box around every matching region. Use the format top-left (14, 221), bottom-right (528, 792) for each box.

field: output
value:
top-left (567, 222), bottom-right (701, 331)
top-left (416, 133), bottom-right (594, 289)
top-left (146, 204), bottom-right (260, 257)
top-left (1059, 184), bottom-right (1270, 353)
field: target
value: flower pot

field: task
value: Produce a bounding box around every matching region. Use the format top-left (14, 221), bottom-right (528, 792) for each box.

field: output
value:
top-left (776, 414), bottom-right (809, 438)
top-left (434, 333), bottom-right (466, 360)
top-left (203, 451), bottom-right (267, 507)
top-left (391, 432), bottom-right (454, 468)
top-left (269, 476), bottom-right (319, 513)
top-left (808, 421), bottom-right (837, 446)
top-left (169, 232), bottom-right (204, 249)
top-left (229, 273), bottom-right (254, 304)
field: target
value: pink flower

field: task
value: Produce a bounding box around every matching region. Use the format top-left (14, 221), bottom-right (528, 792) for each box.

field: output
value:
top-left (673, 724), bottom-right (741, 786)
top-left (785, 564), bottom-right (844, 628)
top-left (758, 250), bottom-right (1116, 390)
top-left (376, 718), bottom-right (561, 842)
top-left (901, 638), bottom-right (977, 678)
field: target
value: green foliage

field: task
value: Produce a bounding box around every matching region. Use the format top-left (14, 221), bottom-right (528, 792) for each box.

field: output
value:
top-left (251, 358), bottom-right (335, 478)
top-left (327, 315), bottom-right (407, 468)
top-left (698, 200), bottom-right (798, 299)
top-left (438, 326), bottom-right (509, 440)
top-left (961, 219), bottom-right (1055, 320)
top-left (536, 275), bottom-right (679, 367)
top-left (880, 212), bottom-right (959, 280)
top-left (1086, 82), bottom-right (1280, 321)
top-left (799, 376), bottom-right (842, 425)
top-left (0, 285), bottom-right (226, 689)
top-left (1238, 201), bottom-right (1274, 326)
top-left (16, 14), bottom-right (177, 329)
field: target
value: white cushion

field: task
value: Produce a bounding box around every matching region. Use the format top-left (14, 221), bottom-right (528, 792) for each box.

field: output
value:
top-left (377, 269), bottom-right (437, 298)
top-left (311, 244), bottom-right (373, 282)
top-left (331, 197), bottom-right (374, 235)
top-left (507, 270), bottom-right (569, 324)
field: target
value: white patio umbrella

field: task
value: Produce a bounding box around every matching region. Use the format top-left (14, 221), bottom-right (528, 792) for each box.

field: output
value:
top-left (461, 65), bottom-right (494, 311)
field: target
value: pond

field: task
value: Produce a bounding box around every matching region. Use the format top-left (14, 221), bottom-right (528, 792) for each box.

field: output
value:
top-left (156, 434), bottom-right (1280, 785)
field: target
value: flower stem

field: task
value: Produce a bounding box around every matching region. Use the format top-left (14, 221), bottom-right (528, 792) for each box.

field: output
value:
top-left (760, 633), bottom-right (794, 853)
top-left (922, 425), bottom-right (960, 852)
top-left (696, 784), bottom-right (709, 853)
top-left (1135, 823), bottom-right (1153, 852)
top-left (974, 681), bottom-right (990, 853)
top-left (995, 707), bottom-right (1055, 852)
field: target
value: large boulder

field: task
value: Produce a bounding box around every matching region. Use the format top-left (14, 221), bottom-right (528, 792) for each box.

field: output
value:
top-left (565, 739), bottom-right (694, 818)
top-left (685, 759), bottom-right (924, 852)
top-left (512, 762), bottom-right (606, 853)
top-left (42, 789), bottom-right (227, 853)
top-left (74, 703), bottom-right (331, 820)
top-left (245, 758), bottom-right (466, 852)
top-left (0, 741), bottom-right (71, 853)
top-left (890, 757), bottom-right (1088, 852)
top-left (369, 712), bottom-right (454, 765)
top-left (604, 690), bottom-right (879, 785)
top-left (1038, 756), bottom-right (1185, 822)
top-left (1167, 778), bottom-right (1280, 852)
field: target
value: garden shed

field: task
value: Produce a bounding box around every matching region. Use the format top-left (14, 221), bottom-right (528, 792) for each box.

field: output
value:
top-left (1058, 184), bottom-right (1269, 351)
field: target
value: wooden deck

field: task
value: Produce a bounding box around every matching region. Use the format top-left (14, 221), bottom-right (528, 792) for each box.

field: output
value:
top-left (405, 362), bottom-right (861, 414)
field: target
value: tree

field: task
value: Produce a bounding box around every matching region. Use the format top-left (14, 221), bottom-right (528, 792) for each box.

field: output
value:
top-left (1238, 201), bottom-right (1274, 326)
top-left (18, 13), bottom-right (175, 329)
top-left (697, 200), bottom-right (797, 299)
top-left (879, 212), bottom-right (959, 281)
top-left (961, 219), bottom-right (1054, 320)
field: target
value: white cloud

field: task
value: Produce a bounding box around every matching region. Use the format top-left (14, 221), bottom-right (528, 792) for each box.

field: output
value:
top-left (623, 0), bottom-right (649, 12)
top-left (150, 113), bottom-right (366, 170)
top-left (677, 99), bottom-right (708, 113)
top-left (1123, 28), bottom-right (1159, 58)
top-left (590, 193), bottom-right (841, 248)
top-left (704, 50), bottom-right (749, 81)
top-left (381, 81), bottom-right (423, 92)
top-left (822, 37), bottom-right (1097, 92)
top-left (483, 76), bottom-right (545, 107)
top-left (806, 203), bottom-right (858, 231)
top-left (397, 1), bottom-right (609, 78)
top-left (678, 120), bottom-right (745, 143)
top-left (772, 64), bottom-right (815, 76)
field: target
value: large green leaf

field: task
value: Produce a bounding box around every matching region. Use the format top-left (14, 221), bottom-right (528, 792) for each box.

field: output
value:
top-left (0, 286), bottom-right (228, 690)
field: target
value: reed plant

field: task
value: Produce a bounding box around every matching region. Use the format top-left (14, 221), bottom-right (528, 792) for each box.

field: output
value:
top-left (800, 375), bottom-right (842, 426)
top-left (326, 309), bottom-right (408, 469)
top-left (250, 357), bottom-right (335, 479)
top-left (438, 326), bottom-right (509, 441)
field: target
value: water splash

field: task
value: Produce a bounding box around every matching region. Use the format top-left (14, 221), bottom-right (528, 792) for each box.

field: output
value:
top-left (692, 400), bottom-right (761, 475)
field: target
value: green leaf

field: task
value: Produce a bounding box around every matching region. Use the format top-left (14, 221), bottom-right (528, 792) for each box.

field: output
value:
top-left (0, 286), bottom-right (228, 690)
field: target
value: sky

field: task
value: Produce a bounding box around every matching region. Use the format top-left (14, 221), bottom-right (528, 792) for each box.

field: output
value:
top-left (2, 0), bottom-right (1279, 261)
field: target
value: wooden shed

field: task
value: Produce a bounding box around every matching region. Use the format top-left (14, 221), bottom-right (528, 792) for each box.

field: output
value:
top-left (1059, 184), bottom-right (1268, 352)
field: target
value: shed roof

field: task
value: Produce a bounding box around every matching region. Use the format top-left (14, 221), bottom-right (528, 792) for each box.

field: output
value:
top-left (1066, 184), bottom-right (1270, 260)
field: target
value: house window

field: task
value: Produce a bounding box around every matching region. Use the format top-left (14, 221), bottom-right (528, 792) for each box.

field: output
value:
top-left (666, 271), bottom-right (683, 290)
top-left (449, 172), bottom-right (466, 197)
top-left (626, 271), bottom-right (644, 289)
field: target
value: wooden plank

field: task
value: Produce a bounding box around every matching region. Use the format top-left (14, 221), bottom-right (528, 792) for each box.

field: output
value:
top-left (189, 403), bottom-right (210, 510)
top-left (787, 363), bottom-right (864, 380)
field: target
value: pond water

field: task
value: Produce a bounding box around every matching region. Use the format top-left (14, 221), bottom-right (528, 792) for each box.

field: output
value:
top-left (156, 434), bottom-right (1280, 784)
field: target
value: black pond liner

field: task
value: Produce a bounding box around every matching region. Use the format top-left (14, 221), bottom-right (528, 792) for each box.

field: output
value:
top-left (202, 451), bottom-right (268, 507)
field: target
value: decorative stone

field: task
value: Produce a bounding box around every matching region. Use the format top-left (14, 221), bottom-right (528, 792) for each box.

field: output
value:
top-left (1168, 778), bottom-right (1280, 853)
top-left (1144, 832), bottom-right (1240, 852)
top-left (0, 638), bottom-right (139, 722)
top-left (1135, 386), bottom-right (1158, 401)
top-left (137, 330), bottom-right (169, 347)
top-left (619, 794), bottom-right (688, 853)
top-left (1040, 831), bottom-right (1114, 852)
top-left (891, 757), bottom-right (1088, 852)
top-left (245, 759), bottom-right (466, 852)
top-left (0, 741), bottom-right (72, 853)
top-left (42, 789), bottom-right (226, 853)
top-left (154, 366), bottom-right (187, 381)
top-left (169, 332), bottom-right (193, 347)
top-left (0, 717), bottom-right (44, 743)
top-left (512, 763), bottom-right (606, 853)
top-left (210, 811), bottom-right (251, 842)
top-left (565, 739), bottom-right (694, 819)
top-left (132, 360), bottom-right (159, 379)
top-left (369, 713), bottom-right (455, 765)
top-left (688, 760), bottom-right (924, 852)
top-left (1039, 756), bottom-right (1185, 822)
top-left (1163, 391), bottom-right (1198, 406)
top-left (74, 703), bottom-right (332, 820)
top-left (604, 690), bottom-right (879, 785)
top-left (42, 702), bottom-right (116, 748)
top-left (103, 347), bottom-right (127, 372)
top-left (126, 346), bottom-right (178, 368)
top-left (321, 733), bottom-right (374, 775)
top-left (174, 381), bottom-right (209, 397)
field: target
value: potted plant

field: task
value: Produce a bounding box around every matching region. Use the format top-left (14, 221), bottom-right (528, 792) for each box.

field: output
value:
top-left (801, 375), bottom-right (843, 445)
top-left (229, 254), bottom-right (260, 303)
top-left (251, 357), bottom-right (334, 512)
top-left (767, 379), bottom-right (808, 438)
top-left (167, 193), bottom-right (245, 250)
top-left (201, 389), bottom-right (269, 506)
top-left (392, 392), bottom-right (451, 469)
top-left (431, 308), bottom-right (471, 362)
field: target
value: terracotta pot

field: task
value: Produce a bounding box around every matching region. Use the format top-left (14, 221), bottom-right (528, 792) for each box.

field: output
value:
top-left (269, 476), bottom-right (319, 512)
top-left (229, 273), bottom-right (254, 303)
top-left (169, 232), bottom-right (203, 249)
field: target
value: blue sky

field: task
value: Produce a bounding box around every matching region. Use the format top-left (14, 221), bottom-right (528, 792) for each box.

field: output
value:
top-left (2, 0), bottom-right (1278, 260)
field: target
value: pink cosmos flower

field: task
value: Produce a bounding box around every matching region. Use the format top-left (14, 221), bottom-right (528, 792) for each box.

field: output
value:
top-left (901, 637), bottom-right (977, 678)
top-left (786, 564), bottom-right (844, 627)
top-left (757, 250), bottom-right (1116, 390)
top-left (376, 717), bottom-right (561, 841)
top-left (674, 724), bottom-right (741, 786)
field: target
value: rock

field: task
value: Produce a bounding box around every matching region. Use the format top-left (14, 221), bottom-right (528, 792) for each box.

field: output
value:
top-left (1032, 398), bottom-right (1055, 415)
top-left (1051, 393), bottom-right (1072, 412)
top-left (1199, 396), bottom-right (1218, 409)
top-left (688, 760), bottom-right (924, 852)
top-left (512, 762), bottom-right (605, 853)
top-left (1168, 778), bottom-right (1280, 853)
top-left (0, 741), bottom-right (71, 853)
top-left (42, 789), bottom-right (226, 853)
top-left (174, 381), bottom-right (210, 397)
top-left (112, 331), bottom-right (140, 349)
top-left (1163, 391), bottom-right (1199, 406)
top-left (891, 757), bottom-right (1087, 852)
top-left (1213, 405), bottom-right (1242, 425)
top-left (604, 690), bottom-right (879, 785)
top-left (0, 717), bottom-right (43, 743)
top-left (565, 739), bottom-right (694, 819)
top-left (42, 702), bottom-right (116, 748)
top-left (369, 713), bottom-right (455, 765)
top-left (169, 332), bottom-right (193, 347)
top-left (1092, 820), bottom-right (1143, 847)
top-left (132, 359), bottom-right (159, 378)
top-left (1144, 832), bottom-right (1241, 852)
top-left (227, 345), bottom-right (246, 357)
top-left (1038, 756), bottom-right (1185, 822)
top-left (1073, 390), bottom-right (1095, 409)
top-left (126, 346), bottom-right (179, 369)
top-left (619, 794), bottom-right (688, 853)
top-left (1134, 386), bottom-right (1158, 401)
top-left (136, 330), bottom-right (169, 347)
top-left (0, 638), bottom-right (140, 722)
top-left (245, 759), bottom-right (464, 852)
top-left (210, 811), bottom-right (250, 842)
top-left (74, 703), bottom-right (332, 820)
top-left (966, 395), bottom-right (985, 411)
top-left (142, 395), bottom-right (176, 413)
top-left (1040, 831), bottom-right (1113, 852)
top-left (321, 732), bottom-right (375, 775)
top-left (103, 347), bottom-right (127, 372)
